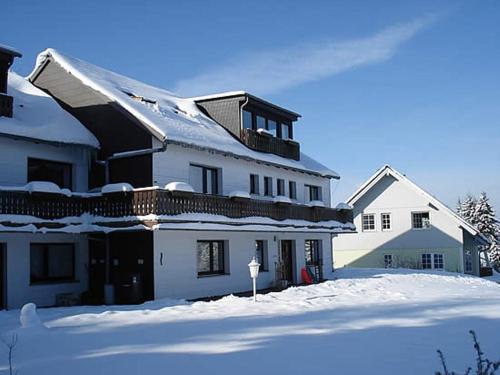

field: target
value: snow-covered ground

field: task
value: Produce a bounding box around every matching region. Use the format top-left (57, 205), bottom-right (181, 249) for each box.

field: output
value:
top-left (1, 268), bottom-right (499, 374)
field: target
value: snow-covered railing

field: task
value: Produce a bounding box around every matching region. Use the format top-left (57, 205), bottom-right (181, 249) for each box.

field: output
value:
top-left (240, 128), bottom-right (300, 161)
top-left (0, 188), bottom-right (352, 223)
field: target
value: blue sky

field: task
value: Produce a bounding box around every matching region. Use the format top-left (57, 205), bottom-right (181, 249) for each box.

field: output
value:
top-left (4, 0), bottom-right (500, 212)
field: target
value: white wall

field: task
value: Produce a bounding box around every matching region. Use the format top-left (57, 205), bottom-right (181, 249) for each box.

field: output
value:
top-left (334, 174), bottom-right (465, 270)
top-left (0, 137), bottom-right (92, 192)
top-left (152, 141), bottom-right (332, 207)
top-left (0, 232), bottom-right (88, 309)
top-left (153, 230), bottom-right (333, 300)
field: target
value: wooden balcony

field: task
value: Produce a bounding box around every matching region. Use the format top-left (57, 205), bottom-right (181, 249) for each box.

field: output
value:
top-left (0, 93), bottom-right (13, 118)
top-left (0, 189), bottom-right (352, 225)
top-left (240, 128), bottom-right (300, 161)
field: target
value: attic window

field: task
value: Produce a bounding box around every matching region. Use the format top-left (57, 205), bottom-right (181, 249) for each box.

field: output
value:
top-left (122, 90), bottom-right (156, 104)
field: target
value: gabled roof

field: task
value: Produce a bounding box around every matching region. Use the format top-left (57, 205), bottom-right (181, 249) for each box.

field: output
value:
top-left (0, 71), bottom-right (99, 148)
top-left (29, 49), bottom-right (337, 178)
top-left (347, 164), bottom-right (488, 242)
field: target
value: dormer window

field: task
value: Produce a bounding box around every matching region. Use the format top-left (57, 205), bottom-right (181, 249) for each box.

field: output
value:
top-left (241, 109), bottom-right (292, 140)
top-left (243, 110), bottom-right (253, 129)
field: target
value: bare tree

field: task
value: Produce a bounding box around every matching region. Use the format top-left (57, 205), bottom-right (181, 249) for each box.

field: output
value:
top-left (2, 333), bottom-right (18, 375)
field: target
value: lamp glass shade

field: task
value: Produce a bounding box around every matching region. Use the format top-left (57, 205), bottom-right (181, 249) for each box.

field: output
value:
top-left (248, 257), bottom-right (260, 279)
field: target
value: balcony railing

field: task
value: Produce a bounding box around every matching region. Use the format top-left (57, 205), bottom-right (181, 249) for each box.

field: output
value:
top-left (240, 128), bottom-right (300, 161)
top-left (0, 189), bottom-right (352, 225)
top-left (0, 93), bottom-right (13, 118)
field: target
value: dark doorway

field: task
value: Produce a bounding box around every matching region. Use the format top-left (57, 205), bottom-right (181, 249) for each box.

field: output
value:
top-left (109, 231), bottom-right (154, 304)
top-left (88, 236), bottom-right (107, 304)
top-left (0, 244), bottom-right (5, 310)
top-left (280, 240), bottom-right (295, 284)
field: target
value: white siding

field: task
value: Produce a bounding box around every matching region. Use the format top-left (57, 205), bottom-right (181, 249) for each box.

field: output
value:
top-left (0, 137), bottom-right (92, 192)
top-left (334, 174), bottom-right (465, 272)
top-left (153, 230), bottom-right (333, 300)
top-left (0, 233), bottom-right (88, 309)
top-left (152, 141), bottom-right (332, 206)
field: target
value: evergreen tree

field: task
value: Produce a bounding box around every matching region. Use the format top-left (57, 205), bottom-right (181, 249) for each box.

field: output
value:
top-left (457, 194), bottom-right (477, 224)
top-left (472, 193), bottom-right (500, 266)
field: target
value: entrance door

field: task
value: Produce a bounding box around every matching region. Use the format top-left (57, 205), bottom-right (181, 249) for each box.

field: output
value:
top-left (0, 244), bottom-right (5, 310)
top-left (89, 237), bottom-right (106, 304)
top-left (280, 240), bottom-right (294, 284)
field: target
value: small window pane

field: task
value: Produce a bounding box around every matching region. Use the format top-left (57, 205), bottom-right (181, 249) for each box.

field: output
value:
top-left (197, 241), bottom-right (225, 276)
top-left (264, 177), bottom-right (273, 196)
top-left (289, 181), bottom-right (297, 200)
top-left (250, 174), bottom-right (259, 195)
top-left (243, 110), bottom-right (253, 129)
top-left (256, 115), bottom-right (266, 130)
top-left (281, 123), bottom-right (291, 139)
top-left (267, 120), bottom-right (277, 137)
top-left (412, 212), bottom-right (431, 229)
top-left (28, 158), bottom-right (72, 189)
top-left (362, 214), bottom-right (375, 231)
top-left (434, 254), bottom-right (444, 270)
top-left (422, 253), bottom-right (432, 269)
top-left (30, 243), bottom-right (75, 283)
top-left (381, 213), bottom-right (391, 231)
top-left (384, 254), bottom-right (393, 268)
top-left (277, 179), bottom-right (285, 196)
top-left (197, 242), bottom-right (211, 274)
top-left (306, 185), bottom-right (321, 201)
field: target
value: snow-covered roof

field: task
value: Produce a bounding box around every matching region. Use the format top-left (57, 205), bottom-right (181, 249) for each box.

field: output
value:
top-left (0, 43), bottom-right (22, 57)
top-left (347, 164), bottom-right (488, 241)
top-left (30, 49), bottom-right (335, 178)
top-left (0, 72), bottom-right (99, 148)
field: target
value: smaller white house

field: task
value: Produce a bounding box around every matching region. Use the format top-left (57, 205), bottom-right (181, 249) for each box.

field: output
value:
top-left (333, 165), bottom-right (488, 276)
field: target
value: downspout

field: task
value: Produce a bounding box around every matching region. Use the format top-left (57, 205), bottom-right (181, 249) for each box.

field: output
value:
top-left (240, 96), bottom-right (250, 133)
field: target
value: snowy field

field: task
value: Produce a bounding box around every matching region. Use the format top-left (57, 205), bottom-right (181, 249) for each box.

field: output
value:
top-left (1, 268), bottom-right (500, 375)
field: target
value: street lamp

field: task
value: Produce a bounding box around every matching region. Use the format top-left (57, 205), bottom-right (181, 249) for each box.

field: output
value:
top-left (248, 256), bottom-right (260, 302)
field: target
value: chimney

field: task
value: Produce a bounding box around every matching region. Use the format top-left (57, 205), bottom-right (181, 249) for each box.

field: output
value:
top-left (0, 44), bottom-right (22, 118)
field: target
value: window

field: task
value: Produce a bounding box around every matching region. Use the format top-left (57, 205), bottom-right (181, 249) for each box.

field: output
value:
top-left (280, 123), bottom-right (292, 139)
top-left (256, 115), bottom-right (266, 130)
top-left (305, 240), bottom-right (321, 265)
top-left (250, 174), bottom-right (259, 195)
top-left (412, 212), bottom-right (431, 229)
top-left (384, 254), bottom-right (393, 268)
top-left (197, 241), bottom-right (225, 276)
top-left (305, 185), bottom-right (321, 201)
top-left (189, 164), bottom-right (219, 195)
top-left (30, 243), bottom-right (75, 283)
top-left (267, 120), bottom-right (277, 137)
top-left (277, 179), bottom-right (285, 196)
top-left (264, 176), bottom-right (273, 196)
top-left (381, 213), bottom-right (392, 231)
top-left (433, 254), bottom-right (444, 270)
top-left (28, 158), bottom-right (73, 189)
top-left (255, 240), bottom-right (268, 271)
top-left (421, 253), bottom-right (432, 269)
top-left (362, 214), bottom-right (375, 231)
top-left (243, 110), bottom-right (253, 130)
top-left (465, 250), bottom-right (473, 273)
top-left (289, 181), bottom-right (297, 200)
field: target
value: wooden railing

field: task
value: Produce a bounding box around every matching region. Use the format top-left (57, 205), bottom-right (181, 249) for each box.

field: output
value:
top-left (240, 128), bottom-right (300, 161)
top-left (0, 93), bottom-right (13, 118)
top-left (0, 189), bottom-right (352, 224)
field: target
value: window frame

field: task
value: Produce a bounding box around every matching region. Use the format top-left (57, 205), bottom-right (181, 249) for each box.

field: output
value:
top-left (30, 243), bottom-right (76, 284)
top-left (421, 252), bottom-right (444, 270)
top-left (27, 157), bottom-right (73, 190)
top-left (249, 174), bottom-right (260, 195)
top-left (189, 164), bottom-right (220, 195)
top-left (381, 213), bottom-right (392, 231)
top-left (384, 254), bottom-right (393, 268)
top-left (277, 178), bottom-right (285, 196)
top-left (264, 176), bottom-right (273, 197)
top-left (289, 181), bottom-right (297, 200)
top-left (305, 184), bottom-right (321, 202)
top-left (255, 240), bottom-right (268, 272)
top-left (412, 211), bottom-right (431, 230)
top-left (197, 240), bottom-right (226, 277)
top-left (305, 240), bottom-right (322, 266)
top-left (362, 213), bottom-right (376, 232)
top-left (464, 250), bottom-right (473, 273)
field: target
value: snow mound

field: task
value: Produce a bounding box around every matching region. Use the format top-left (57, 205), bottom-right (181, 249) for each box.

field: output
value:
top-left (101, 183), bottom-right (134, 194)
top-left (165, 182), bottom-right (194, 193)
top-left (308, 200), bottom-right (325, 207)
top-left (20, 303), bottom-right (44, 329)
top-left (229, 190), bottom-right (250, 199)
top-left (25, 181), bottom-right (63, 195)
top-left (273, 195), bottom-right (292, 204)
top-left (336, 202), bottom-right (352, 210)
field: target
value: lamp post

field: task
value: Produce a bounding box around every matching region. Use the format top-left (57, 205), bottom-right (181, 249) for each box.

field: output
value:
top-left (248, 257), bottom-right (260, 302)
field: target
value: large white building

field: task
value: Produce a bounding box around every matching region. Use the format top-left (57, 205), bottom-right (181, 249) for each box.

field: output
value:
top-left (0, 46), bottom-right (353, 309)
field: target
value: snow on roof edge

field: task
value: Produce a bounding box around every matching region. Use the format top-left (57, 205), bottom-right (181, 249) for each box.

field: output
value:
top-left (0, 43), bottom-right (22, 57)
